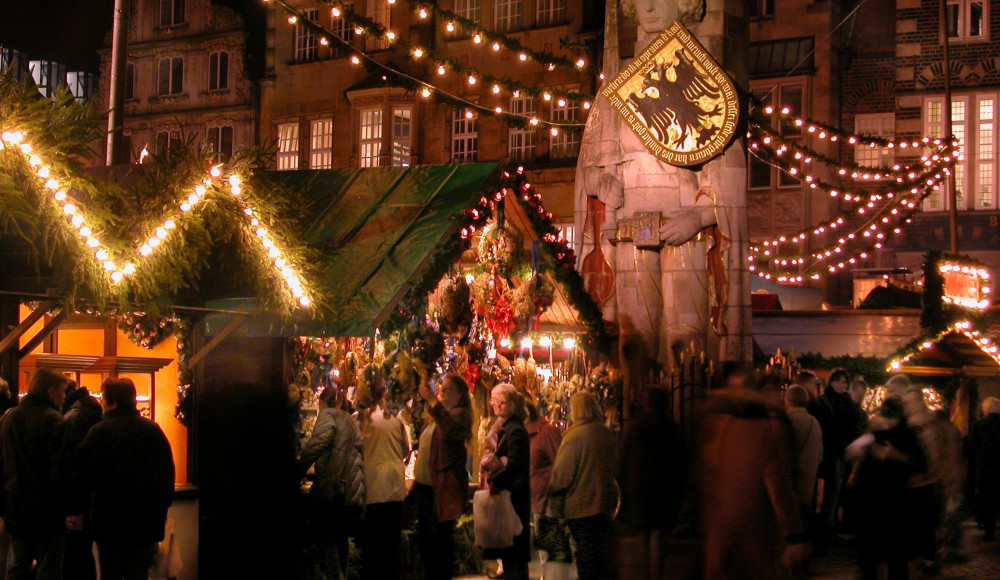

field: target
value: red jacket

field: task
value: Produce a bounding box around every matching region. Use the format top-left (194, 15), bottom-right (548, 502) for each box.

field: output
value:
top-left (528, 418), bottom-right (562, 514)
top-left (429, 402), bottom-right (472, 522)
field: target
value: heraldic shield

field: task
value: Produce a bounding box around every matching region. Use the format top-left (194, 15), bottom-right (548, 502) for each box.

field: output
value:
top-left (601, 20), bottom-right (741, 167)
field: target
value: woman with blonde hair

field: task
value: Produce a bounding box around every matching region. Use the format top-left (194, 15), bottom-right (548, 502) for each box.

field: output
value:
top-left (547, 392), bottom-right (616, 580)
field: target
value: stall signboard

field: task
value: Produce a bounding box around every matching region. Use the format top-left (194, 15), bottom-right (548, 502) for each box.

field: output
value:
top-left (601, 20), bottom-right (741, 167)
top-left (940, 263), bottom-right (991, 310)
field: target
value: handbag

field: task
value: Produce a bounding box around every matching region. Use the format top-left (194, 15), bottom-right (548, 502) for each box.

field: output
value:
top-left (534, 498), bottom-right (573, 563)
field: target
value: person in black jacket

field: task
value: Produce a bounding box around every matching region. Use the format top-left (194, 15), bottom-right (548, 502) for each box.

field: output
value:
top-left (0, 368), bottom-right (74, 580)
top-left (77, 378), bottom-right (174, 580)
top-left (483, 383), bottom-right (530, 580)
top-left (61, 380), bottom-right (103, 580)
top-left (969, 397), bottom-right (1000, 541)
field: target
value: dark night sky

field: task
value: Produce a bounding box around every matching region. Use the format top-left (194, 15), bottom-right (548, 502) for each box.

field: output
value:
top-left (1, 0), bottom-right (261, 73)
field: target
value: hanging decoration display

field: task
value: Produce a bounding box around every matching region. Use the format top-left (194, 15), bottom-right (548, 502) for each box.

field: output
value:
top-left (117, 312), bottom-right (177, 349)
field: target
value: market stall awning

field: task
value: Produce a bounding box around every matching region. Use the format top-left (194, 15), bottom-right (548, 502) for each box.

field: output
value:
top-left (899, 331), bottom-right (1000, 377)
top-left (206, 163), bottom-right (500, 337)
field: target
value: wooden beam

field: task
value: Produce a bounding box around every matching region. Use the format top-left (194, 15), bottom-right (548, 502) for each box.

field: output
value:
top-left (188, 315), bottom-right (248, 368)
top-left (0, 300), bottom-right (57, 355)
top-left (17, 310), bottom-right (67, 359)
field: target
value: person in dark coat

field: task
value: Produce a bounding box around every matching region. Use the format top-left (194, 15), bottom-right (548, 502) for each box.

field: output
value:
top-left (77, 378), bottom-right (174, 580)
top-left (298, 385), bottom-right (366, 580)
top-left (968, 397), bottom-right (1000, 541)
top-left (416, 374), bottom-right (473, 580)
top-left (816, 368), bottom-right (867, 539)
top-left (0, 368), bottom-right (74, 580)
top-left (62, 380), bottom-right (103, 580)
top-left (617, 387), bottom-right (683, 580)
top-left (483, 383), bottom-right (530, 580)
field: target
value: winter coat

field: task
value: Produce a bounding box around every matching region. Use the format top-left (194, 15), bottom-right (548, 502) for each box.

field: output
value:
top-left (358, 407), bottom-right (409, 504)
top-left (698, 390), bottom-right (803, 580)
top-left (78, 407), bottom-right (175, 544)
top-left (484, 416), bottom-right (530, 563)
top-left (0, 393), bottom-right (71, 535)
top-left (786, 406), bottom-right (823, 507)
top-left (428, 401), bottom-right (471, 522)
top-left (817, 387), bottom-right (867, 475)
top-left (528, 418), bottom-right (561, 515)
top-left (969, 414), bottom-right (1000, 492)
top-left (299, 407), bottom-right (366, 508)
top-left (618, 407), bottom-right (683, 530)
top-left (548, 420), bottom-right (617, 521)
top-left (63, 387), bottom-right (103, 450)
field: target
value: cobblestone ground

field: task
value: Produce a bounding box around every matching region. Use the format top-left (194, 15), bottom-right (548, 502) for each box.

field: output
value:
top-left (461, 522), bottom-right (1000, 580)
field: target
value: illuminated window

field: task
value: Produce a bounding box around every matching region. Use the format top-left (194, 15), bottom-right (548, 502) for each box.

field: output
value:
top-left (854, 113), bottom-right (895, 168)
top-left (550, 98), bottom-right (579, 159)
top-left (494, 0), bottom-right (523, 33)
top-left (452, 110), bottom-right (478, 163)
top-left (455, 0), bottom-right (482, 24)
top-left (310, 119), bottom-right (334, 169)
top-left (209, 52), bottom-right (229, 91)
top-left (295, 9), bottom-right (320, 62)
top-left (277, 123), bottom-right (300, 170)
top-left (946, 0), bottom-right (987, 41)
top-left (359, 109), bottom-right (383, 168)
top-left (509, 95), bottom-right (537, 162)
top-left (160, 0), bottom-right (185, 27)
top-left (206, 126), bottom-right (233, 163)
top-left (391, 107), bottom-right (412, 167)
top-left (924, 94), bottom-right (998, 210)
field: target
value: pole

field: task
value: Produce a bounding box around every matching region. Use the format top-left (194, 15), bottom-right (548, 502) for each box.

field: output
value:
top-left (942, 0), bottom-right (958, 253)
top-left (105, 0), bottom-right (130, 166)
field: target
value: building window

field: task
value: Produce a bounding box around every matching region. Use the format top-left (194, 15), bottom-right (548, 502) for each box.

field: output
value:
top-left (359, 109), bottom-right (383, 167)
top-left (494, 0), bottom-right (522, 33)
top-left (455, 0), bottom-right (482, 24)
top-left (451, 110), bottom-right (479, 163)
top-left (157, 57), bottom-right (183, 96)
top-left (155, 130), bottom-right (180, 155)
top-left (748, 81), bottom-right (806, 188)
top-left (160, 0), bottom-right (185, 27)
top-left (550, 98), bottom-right (579, 159)
top-left (277, 123), bottom-right (300, 170)
top-left (391, 107), bottom-right (412, 166)
top-left (854, 113), bottom-right (895, 169)
top-left (332, 3), bottom-right (355, 44)
top-left (509, 95), bottom-right (537, 162)
top-left (554, 223), bottom-right (575, 243)
top-left (310, 119), bottom-right (334, 168)
top-left (946, 0), bottom-right (987, 41)
top-left (125, 63), bottom-right (134, 100)
top-left (30, 60), bottom-right (65, 98)
top-left (923, 94), bottom-right (998, 210)
top-left (209, 52), bottom-right (229, 91)
top-left (748, 0), bottom-right (775, 19)
top-left (536, 0), bottom-right (566, 26)
top-left (367, 0), bottom-right (391, 51)
top-left (207, 126), bottom-right (234, 163)
top-left (294, 8), bottom-right (319, 62)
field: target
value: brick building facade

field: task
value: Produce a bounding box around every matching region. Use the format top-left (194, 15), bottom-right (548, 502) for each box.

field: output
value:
top-left (95, 0), bottom-right (257, 165)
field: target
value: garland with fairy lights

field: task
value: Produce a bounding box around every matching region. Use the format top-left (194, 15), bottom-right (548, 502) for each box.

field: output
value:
top-left (396, 0), bottom-right (598, 75)
top-left (270, 0), bottom-right (589, 133)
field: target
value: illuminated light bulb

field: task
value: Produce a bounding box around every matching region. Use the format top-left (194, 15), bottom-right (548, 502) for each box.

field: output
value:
top-left (320, 37), bottom-right (328, 46)
top-left (465, 110), bottom-right (474, 119)
top-left (557, 98), bottom-right (566, 107)
top-left (332, 7), bottom-right (341, 16)
top-left (386, 31), bottom-right (396, 41)
top-left (281, 266), bottom-right (294, 278)
top-left (519, 53), bottom-right (527, 61)
top-left (195, 184), bottom-right (207, 196)
top-left (542, 92), bottom-right (552, 101)
top-left (495, 107), bottom-right (503, 113)
top-left (180, 202), bottom-right (191, 212)
top-left (275, 258), bottom-right (286, 268)
top-left (547, 63), bottom-right (555, 71)
top-left (299, 296), bottom-right (311, 307)
top-left (292, 286), bottom-right (305, 298)
top-left (520, 336), bottom-right (533, 349)
top-left (413, 48), bottom-right (423, 58)
top-left (95, 250), bottom-right (109, 260)
top-left (148, 237), bottom-right (160, 248)
top-left (446, 22), bottom-right (455, 32)
top-left (210, 166), bottom-right (222, 177)
top-left (468, 75), bottom-right (477, 85)
top-left (28, 155), bottom-right (41, 166)
top-left (86, 238), bottom-right (100, 248)
top-left (123, 263), bottom-right (136, 275)
top-left (80, 227), bottom-right (92, 237)
top-left (583, 101), bottom-right (591, 110)
top-left (288, 15), bottom-right (297, 24)
top-left (63, 204), bottom-right (76, 215)
top-left (418, 8), bottom-right (427, 18)
top-left (71, 214), bottom-right (84, 227)
top-left (103, 261), bottom-right (116, 271)
top-left (231, 185), bottom-right (241, 196)
top-left (256, 227), bottom-right (267, 237)
top-left (492, 42), bottom-right (501, 51)
top-left (250, 218), bottom-right (260, 226)
top-left (550, 127), bottom-right (559, 136)
top-left (45, 179), bottom-right (59, 190)
top-left (110, 271), bottom-right (124, 283)
top-left (529, 117), bottom-right (539, 126)
top-left (437, 65), bottom-right (446, 75)
top-left (188, 193), bottom-right (199, 204)
top-left (351, 55), bottom-right (361, 65)
top-left (262, 238), bottom-right (275, 249)
top-left (465, 273), bottom-right (475, 284)
top-left (37, 166), bottom-right (50, 179)
top-left (492, 84), bottom-right (501, 94)
top-left (539, 335), bottom-right (552, 347)
top-left (156, 227), bottom-right (168, 239)
top-left (599, 72), bottom-right (605, 80)
top-left (355, 27), bottom-right (364, 35)
top-left (472, 33), bottom-right (482, 43)
top-left (268, 247), bottom-right (280, 258)
top-left (54, 191), bottom-right (67, 201)
top-left (563, 337), bottom-right (576, 349)
top-left (421, 88), bottom-right (431, 97)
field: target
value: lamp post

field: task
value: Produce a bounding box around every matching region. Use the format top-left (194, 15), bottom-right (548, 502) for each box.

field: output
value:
top-left (941, 0), bottom-right (958, 253)
top-left (105, 0), bottom-right (129, 166)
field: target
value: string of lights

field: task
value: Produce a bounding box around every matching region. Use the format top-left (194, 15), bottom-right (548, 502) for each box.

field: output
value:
top-left (273, 0), bottom-right (593, 105)
top-left (886, 320), bottom-right (1000, 371)
top-left (270, 0), bottom-right (588, 133)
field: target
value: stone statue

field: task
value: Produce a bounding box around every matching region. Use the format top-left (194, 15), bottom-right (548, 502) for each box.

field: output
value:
top-left (574, 0), bottom-right (751, 378)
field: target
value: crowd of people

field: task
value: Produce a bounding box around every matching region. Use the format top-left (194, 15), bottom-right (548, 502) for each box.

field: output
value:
top-left (0, 369), bottom-right (175, 580)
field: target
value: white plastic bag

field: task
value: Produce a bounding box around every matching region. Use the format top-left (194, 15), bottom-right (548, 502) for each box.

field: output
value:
top-left (473, 489), bottom-right (523, 549)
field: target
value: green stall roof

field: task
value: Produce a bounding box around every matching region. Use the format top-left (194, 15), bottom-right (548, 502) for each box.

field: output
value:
top-left (206, 162), bottom-right (500, 337)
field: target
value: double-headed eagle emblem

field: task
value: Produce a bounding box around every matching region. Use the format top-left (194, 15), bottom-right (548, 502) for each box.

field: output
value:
top-left (602, 21), bottom-right (740, 167)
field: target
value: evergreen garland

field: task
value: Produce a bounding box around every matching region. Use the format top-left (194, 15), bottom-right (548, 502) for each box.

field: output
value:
top-left (173, 317), bottom-right (194, 425)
